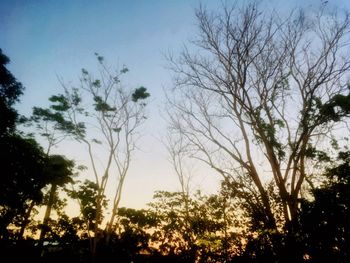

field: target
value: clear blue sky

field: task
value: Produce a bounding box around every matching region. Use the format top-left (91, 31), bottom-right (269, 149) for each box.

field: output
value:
top-left (1, 0), bottom-right (350, 209)
top-left (0, 0), bottom-right (214, 209)
top-left (0, 0), bottom-right (200, 110)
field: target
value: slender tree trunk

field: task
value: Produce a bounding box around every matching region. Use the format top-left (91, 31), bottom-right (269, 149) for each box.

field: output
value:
top-left (18, 200), bottom-right (35, 239)
top-left (91, 190), bottom-right (105, 263)
top-left (105, 206), bottom-right (118, 245)
top-left (39, 183), bottom-right (57, 241)
top-left (105, 175), bottom-right (126, 244)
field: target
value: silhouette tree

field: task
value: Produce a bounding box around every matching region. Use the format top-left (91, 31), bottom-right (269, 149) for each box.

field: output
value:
top-left (0, 136), bottom-right (47, 239)
top-left (67, 179), bottom-right (108, 253)
top-left (167, 2), bottom-right (350, 253)
top-left (39, 155), bottom-right (75, 242)
top-left (299, 150), bottom-right (350, 262)
top-left (0, 49), bottom-right (47, 240)
top-left (0, 48), bottom-right (24, 135)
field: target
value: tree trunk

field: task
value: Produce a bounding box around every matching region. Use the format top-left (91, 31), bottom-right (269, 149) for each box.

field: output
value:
top-left (39, 183), bottom-right (57, 241)
top-left (18, 200), bottom-right (35, 239)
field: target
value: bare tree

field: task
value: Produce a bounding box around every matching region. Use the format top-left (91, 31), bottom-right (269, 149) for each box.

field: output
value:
top-left (165, 132), bottom-right (195, 250)
top-left (166, 133), bottom-right (192, 199)
top-left (167, 2), bottom-right (350, 234)
top-left (40, 54), bottom-right (150, 257)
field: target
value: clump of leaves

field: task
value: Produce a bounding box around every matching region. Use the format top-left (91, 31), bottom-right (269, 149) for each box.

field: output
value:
top-left (132, 86), bottom-right (150, 102)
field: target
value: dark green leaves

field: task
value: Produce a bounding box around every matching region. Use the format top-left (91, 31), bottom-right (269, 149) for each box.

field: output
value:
top-left (94, 52), bottom-right (104, 63)
top-left (92, 138), bottom-right (102, 144)
top-left (315, 92), bottom-right (350, 124)
top-left (0, 49), bottom-right (25, 134)
top-left (32, 106), bottom-right (86, 138)
top-left (68, 180), bottom-right (107, 223)
top-left (81, 68), bottom-right (88, 75)
top-left (120, 66), bottom-right (129, 74)
top-left (93, 95), bottom-right (116, 112)
top-left (132, 86), bottom-right (150, 102)
top-left (45, 155), bottom-right (75, 186)
top-left (92, 79), bottom-right (101, 88)
top-left (113, 127), bottom-right (121, 132)
top-left (49, 94), bottom-right (70, 111)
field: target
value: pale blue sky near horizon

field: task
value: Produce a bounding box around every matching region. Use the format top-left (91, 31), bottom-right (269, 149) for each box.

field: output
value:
top-left (1, 0), bottom-right (350, 210)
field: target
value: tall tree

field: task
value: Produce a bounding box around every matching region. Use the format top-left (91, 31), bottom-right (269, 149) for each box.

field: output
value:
top-left (167, 1), bottom-right (350, 240)
top-left (35, 53), bottom-right (150, 257)
top-left (0, 49), bottom-right (47, 240)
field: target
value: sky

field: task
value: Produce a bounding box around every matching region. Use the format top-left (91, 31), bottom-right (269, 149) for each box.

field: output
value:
top-left (1, 0), bottom-right (350, 211)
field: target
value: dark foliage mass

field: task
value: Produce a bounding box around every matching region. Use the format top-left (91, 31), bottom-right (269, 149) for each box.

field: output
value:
top-left (1, 163), bottom-right (350, 263)
top-left (297, 152), bottom-right (350, 262)
top-left (0, 49), bottom-right (48, 241)
top-left (0, 49), bottom-right (24, 135)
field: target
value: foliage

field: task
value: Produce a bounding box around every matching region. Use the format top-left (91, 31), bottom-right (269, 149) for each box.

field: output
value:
top-left (0, 48), bottom-right (24, 135)
top-left (298, 151), bottom-right (350, 262)
top-left (148, 190), bottom-right (243, 262)
top-left (0, 135), bottom-right (48, 239)
top-left (0, 49), bottom-right (48, 240)
top-left (39, 154), bottom-right (76, 241)
top-left (67, 180), bottom-right (108, 233)
top-left (45, 155), bottom-right (75, 187)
